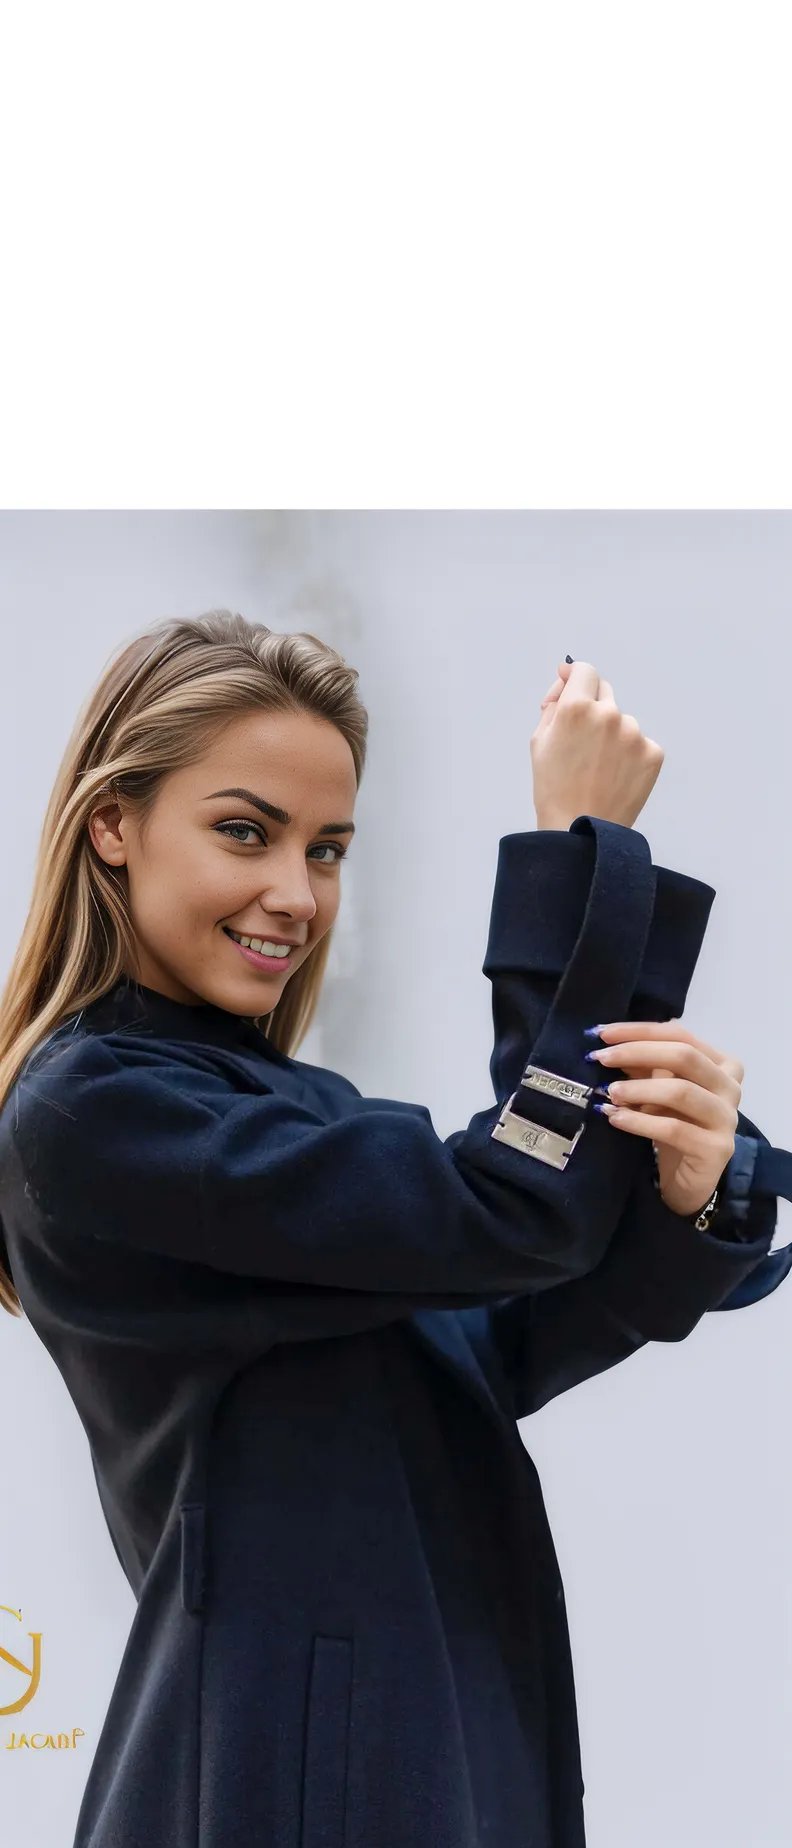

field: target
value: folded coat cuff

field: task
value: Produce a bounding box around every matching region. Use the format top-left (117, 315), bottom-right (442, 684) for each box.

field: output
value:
top-left (483, 826), bottom-right (716, 1022)
top-left (591, 1146), bottom-right (778, 1342)
top-left (708, 1109), bottom-right (792, 1307)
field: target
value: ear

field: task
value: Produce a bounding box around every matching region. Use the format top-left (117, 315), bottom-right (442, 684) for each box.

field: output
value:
top-left (88, 797), bottom-right (127, 867)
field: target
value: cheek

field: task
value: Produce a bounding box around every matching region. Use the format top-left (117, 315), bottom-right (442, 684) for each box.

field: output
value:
top-left (321, 885), bottom-right (342, 920)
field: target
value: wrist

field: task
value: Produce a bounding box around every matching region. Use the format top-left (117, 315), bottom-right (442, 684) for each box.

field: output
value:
top-left (650, 1143), bottom-right (722, 1231)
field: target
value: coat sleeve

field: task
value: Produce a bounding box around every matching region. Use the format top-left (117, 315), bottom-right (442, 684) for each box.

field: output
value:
top-left (11, 815), bottom-right (719, 1313)
top-left (483, 1107), bottom-right (792, 1420)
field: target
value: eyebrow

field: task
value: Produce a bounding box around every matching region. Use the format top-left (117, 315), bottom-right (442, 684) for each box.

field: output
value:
top-left (203, 788), bottom-right (356, 837)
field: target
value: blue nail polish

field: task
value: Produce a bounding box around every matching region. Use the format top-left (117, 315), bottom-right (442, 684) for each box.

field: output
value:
top-left (584, 1049), bottom-right (601, 1061)
top-left (583, 1026), bottom-right (604, 1037)
top-left (593, 1101), bottom-right (613, 1115)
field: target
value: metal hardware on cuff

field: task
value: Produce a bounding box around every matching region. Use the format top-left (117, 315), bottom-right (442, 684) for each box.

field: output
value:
top-left (490, 1062), bottom-right (595, 1170)
top-left (691, 1186), bottom-right (721, 1231)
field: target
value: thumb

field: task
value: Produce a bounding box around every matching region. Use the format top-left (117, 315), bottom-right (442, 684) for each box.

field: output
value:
top-left (540, 661), bottom-right (574, 708)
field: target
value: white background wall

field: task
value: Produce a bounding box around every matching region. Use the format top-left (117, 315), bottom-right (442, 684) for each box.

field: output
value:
top-left (1, 509), bottom-right (789, 1847)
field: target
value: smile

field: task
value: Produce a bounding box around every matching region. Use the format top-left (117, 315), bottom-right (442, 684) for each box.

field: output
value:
top-left (222, 927), bottom-right (295, 970)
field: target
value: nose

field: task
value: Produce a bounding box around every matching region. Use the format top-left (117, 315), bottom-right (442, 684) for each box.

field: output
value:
top-left (255, 856), bottom-right (319, 927)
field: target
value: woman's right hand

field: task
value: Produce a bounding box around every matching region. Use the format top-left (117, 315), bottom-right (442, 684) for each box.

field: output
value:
top-left (530, 658), bottom-right (665, 830)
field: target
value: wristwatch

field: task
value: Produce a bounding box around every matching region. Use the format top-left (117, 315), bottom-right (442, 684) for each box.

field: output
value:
top-left (651, 1142), bottom-right (722, 1231)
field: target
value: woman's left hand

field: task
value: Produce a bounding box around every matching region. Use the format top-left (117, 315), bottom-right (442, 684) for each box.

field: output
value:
top-left (589, 1018), bottom-right (744, 1218)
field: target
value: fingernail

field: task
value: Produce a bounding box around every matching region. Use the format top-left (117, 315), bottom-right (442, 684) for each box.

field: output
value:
top-left (565, 654), bottom-right (574, 663)
top-left (583, 1025), bottom-right (605, 1037)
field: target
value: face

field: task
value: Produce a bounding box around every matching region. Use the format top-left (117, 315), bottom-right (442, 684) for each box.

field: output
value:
top-left (88, 707), bottom-right (358, 1011)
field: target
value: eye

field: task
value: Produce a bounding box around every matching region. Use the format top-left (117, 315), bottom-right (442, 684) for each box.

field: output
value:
top-left (214, 820), bottom-right (347, 863)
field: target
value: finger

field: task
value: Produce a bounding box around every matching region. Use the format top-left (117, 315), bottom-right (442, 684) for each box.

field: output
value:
top-left (591, 1039), bottom-right (739, 1101)
top-left (599, 1076), bottom-right (732, 1129)
top-left (595, 1103), bottom-right (723, 1155)
top-left (542, 659), bottom-right (573, 696)
top-left (543, 670), bottom-right (619, 710)
top-left (597, 1018), bottom-right (705, 1046)
top-left (595, 1019), bottom-right (743, 1079)
top-left (558, 660), bottom-right (601, 700)
top-left (542, 659), bottom-right (610, 709)
top-left (646, 1063), bottom-right (681, 1119)
top-left (539, 665), bottom-right (620, 713)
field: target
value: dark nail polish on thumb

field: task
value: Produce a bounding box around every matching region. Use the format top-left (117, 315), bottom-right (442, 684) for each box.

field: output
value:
top-left (565, 654), bottom-right (574, 664)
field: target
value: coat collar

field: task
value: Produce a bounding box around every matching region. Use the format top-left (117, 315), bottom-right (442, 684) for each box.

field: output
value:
top-left (79, 974), bottom-right (295, 1067)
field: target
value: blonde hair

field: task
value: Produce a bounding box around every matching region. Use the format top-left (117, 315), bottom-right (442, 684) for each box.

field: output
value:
top-left (0, 608), bottom-right (368, 1317)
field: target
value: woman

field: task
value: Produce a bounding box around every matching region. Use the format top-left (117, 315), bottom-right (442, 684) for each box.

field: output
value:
top-left (0, 611), bottom-right (789, 1848)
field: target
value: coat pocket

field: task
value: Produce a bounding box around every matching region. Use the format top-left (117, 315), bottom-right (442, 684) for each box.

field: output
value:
top-left (300, 1633), bottom-right (353, 1848)
top-left (179, 1501), bottom-right (207, 1616)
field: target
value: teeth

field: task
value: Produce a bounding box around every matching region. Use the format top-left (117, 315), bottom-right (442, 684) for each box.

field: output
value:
top-left (228, 930), bottom-right (291, 957)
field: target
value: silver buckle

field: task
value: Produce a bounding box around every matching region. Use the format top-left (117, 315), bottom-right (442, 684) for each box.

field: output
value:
top-left (490, 1062), bottom-right (593, 1170)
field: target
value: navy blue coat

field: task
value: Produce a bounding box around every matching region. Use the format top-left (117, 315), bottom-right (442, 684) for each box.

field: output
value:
top-left (2, 816), bottom-right (790, 1848)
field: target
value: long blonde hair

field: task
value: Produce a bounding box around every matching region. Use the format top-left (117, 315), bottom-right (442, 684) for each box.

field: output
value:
top-left (0, 608), bottom-right (368, 1318)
